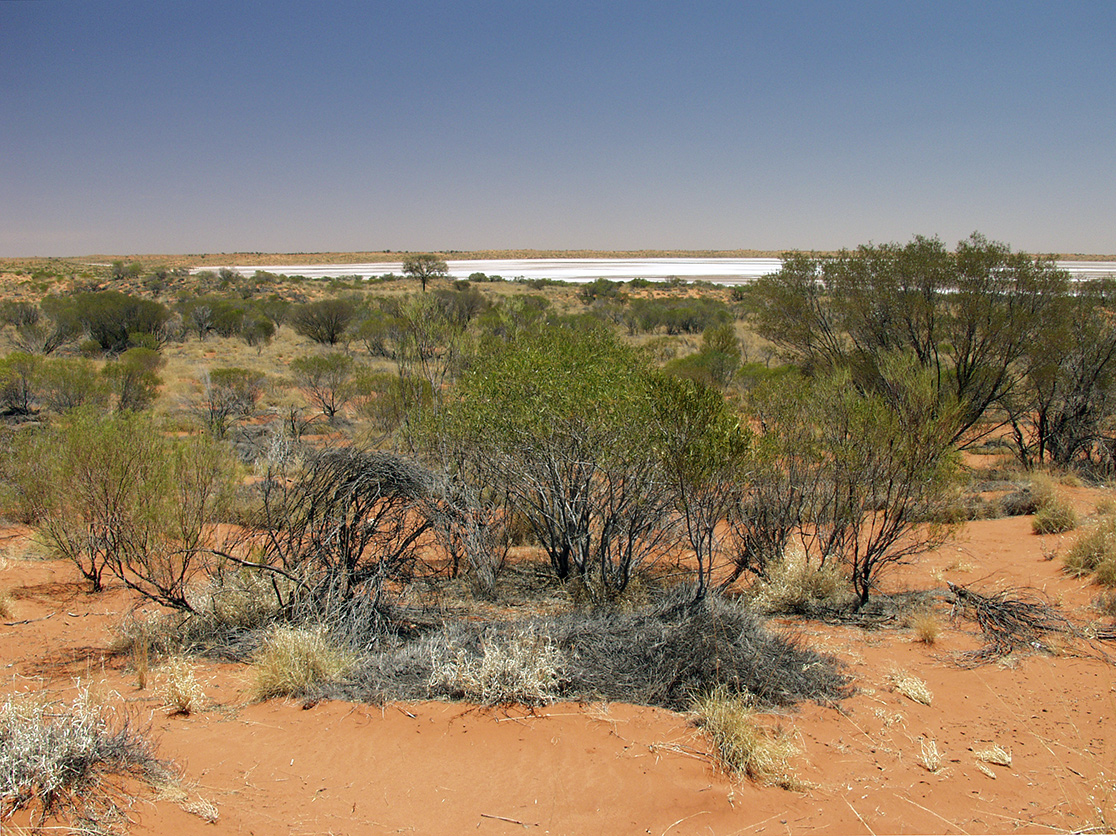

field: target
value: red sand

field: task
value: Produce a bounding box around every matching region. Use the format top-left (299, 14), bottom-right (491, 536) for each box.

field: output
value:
top-left (2, 490), bottom-right (1115, 835)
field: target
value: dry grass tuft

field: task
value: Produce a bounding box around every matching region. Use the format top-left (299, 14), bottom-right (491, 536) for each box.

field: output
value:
top-left (973, 743), bottom-right (1012, 767)
top-left (748, 551), bottom-right (851, 615)
top-left (0, 587), bottom-right (13, 620)
top-left (918, 737), bottom-right (943, 773)
top-left (0, 685), bottom-right (168, 826)
top-left (249, 626), bottom-right (357, 701)
top-left (158, 656), bottom-right (205, 716)
top-left (1033, 494), bottom-right (1079, 534)
top-left (908, 610), bottom-right (942, 645)
top-left (691, 688), bottom-right (805, 790)
top-left (1064, 516), bottom-right (1116, 582)
top-left (428, 629), bottom-right (566, 706)
top-left (887, 669), bottom-right (933, 706)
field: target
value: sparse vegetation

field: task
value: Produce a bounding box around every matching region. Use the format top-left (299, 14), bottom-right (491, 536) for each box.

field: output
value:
top-left (0, 686), bottom-right (168, 827)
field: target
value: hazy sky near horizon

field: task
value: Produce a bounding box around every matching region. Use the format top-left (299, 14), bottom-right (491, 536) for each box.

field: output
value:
top-left (2, 1), bottom-right (1114, 256)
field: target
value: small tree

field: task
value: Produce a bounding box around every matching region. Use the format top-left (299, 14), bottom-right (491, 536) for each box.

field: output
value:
top-left (197, 367), bottom-right (266, 438)
top-left (402, 254), bottom-right (449, 292)
top-left (439, 326), bottom-right (674, 600)
top-left (103, 347), bottom-right (164, 411)
top-left (19, 410), bottom-right (233, 603)
top-left (291, 299), bottom-right (356, 345)
top-left (650, 375), bottom-right (752, 597)
top-left (291, 352), bottom-right (355, 421)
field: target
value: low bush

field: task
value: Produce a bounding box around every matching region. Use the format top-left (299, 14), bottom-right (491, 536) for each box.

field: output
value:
top-left (331, 589), bottom-right (850, 711)
top-left (0, 686), bottom-right (168, 826)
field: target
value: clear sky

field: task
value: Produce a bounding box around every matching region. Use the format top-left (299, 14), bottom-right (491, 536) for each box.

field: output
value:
top-left (2, 1), bottom-right (1114, 256)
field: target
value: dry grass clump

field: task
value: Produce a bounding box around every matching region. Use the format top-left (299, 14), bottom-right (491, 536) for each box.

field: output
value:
top-left (973, 743), bottom-right (1012, 767)
top-left (690, 688), bottom-right (805, 790)
top-left (428, 628), bottom-right (566, 706)
top-left (0, 686), bottom-right (168, 827)
top-left (1063, 516), bottom-right (1116, 585)
top-left (886, 669), bottom-right (933, 706)
top-left (249, 626), bottom-right (357, 701)
top-left (0, 587), bottom-right (13, 620)
top-left (158, 656), bottom-right (205, 716)
top-left (1030, 474), bottom-right (1078, 534)
top-left (918, 737), bottom-right (944, 773)
top-left (908, 610), bottom-right (943, 644)
top-left (747, 551), bottom-right (851, 615)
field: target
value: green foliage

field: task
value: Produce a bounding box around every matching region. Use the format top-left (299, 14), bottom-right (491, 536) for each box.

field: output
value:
top-left (290, 351), bottom-right (355, 420)
top-left (38, 357), bottom-right (109, 413)
top-left (663, 323), bottom-right (741, 388)
top-left (0, 352), bottom-right (42, 414)
top-left (291, 298), bottom-right (357, 345)
top-left (103, 347), bottom-right (164, 411)
top-left (752, 234), bottom-right (1069, 445)
top-left (44, 291), bottom-right (169, 353)
top-left (438, 325), bottom-right (672, 599)
top-left (17, 410), bottom-right (234, 603)
top-left (736, 363), bottom-right (961, 607)
top-left (628, 296), bottom-right (732, 335)
top-left (650, 375), bottom-right (751, 594)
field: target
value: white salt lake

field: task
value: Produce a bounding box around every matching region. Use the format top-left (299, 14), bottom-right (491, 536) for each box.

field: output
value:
top-left (211, 257), bottom-right (1116, 285)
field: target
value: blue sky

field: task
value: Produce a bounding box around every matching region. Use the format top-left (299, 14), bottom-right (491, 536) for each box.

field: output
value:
top-left (2, 1), bottom-right (1113, 256)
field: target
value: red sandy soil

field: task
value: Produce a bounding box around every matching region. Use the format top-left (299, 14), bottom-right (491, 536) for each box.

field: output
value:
top-left (2, 485), bottom-right (1116, 835)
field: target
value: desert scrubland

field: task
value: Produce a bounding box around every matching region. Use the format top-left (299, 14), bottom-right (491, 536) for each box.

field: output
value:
top-left (2, 236), bottom-right (1116, 834)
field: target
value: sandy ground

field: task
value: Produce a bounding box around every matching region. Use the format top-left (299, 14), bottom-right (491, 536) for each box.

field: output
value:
top-left (2, 488), bottom-right (1115, 835)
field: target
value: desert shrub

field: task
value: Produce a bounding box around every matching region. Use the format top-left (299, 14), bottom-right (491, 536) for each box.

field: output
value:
top-left (102, 346), bottom-right (164, 411)
top-left (327, 590), bottom-right (849, 711)
top-left (290, 352), bottom-right (355, 420)
top-left (690, 687), bottom-right (804, 789)
top-left (428, 627), bottom-right (566, 706)
top-left (245, 447), bottom-right (436, 618)
top-left (0, 686), bottom-right (167, 826)
top-left (436, 326), bottom-right (674, 601)
top-left (1096, 558), bottom-right (1116, 587)
top-left (21, 410), bottom-right (234, 601)
top-left (1033, 502), bottom-right (1078, 534)
top-left (45, 290), bottom-right (168, 353)
top-left (546, 589), bottom-right (849, 710)
top-left (249, 625), bottom-right (357, 700)
top-left (196, 367), bottom-right (266, 438)
top-left (38, 357), bottom-right (109, 413)
top-left (0, 352), bottom-right (42, 414)
top-left (291, 298), bottom-right (356, 345)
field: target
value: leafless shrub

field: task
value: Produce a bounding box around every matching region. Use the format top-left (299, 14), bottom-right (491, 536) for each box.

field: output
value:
top-left (947, 581), bottom-right (1074, 666)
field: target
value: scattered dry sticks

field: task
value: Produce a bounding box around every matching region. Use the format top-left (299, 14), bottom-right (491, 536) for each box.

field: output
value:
top-left (945, 582), bottom-right (1075, 666)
